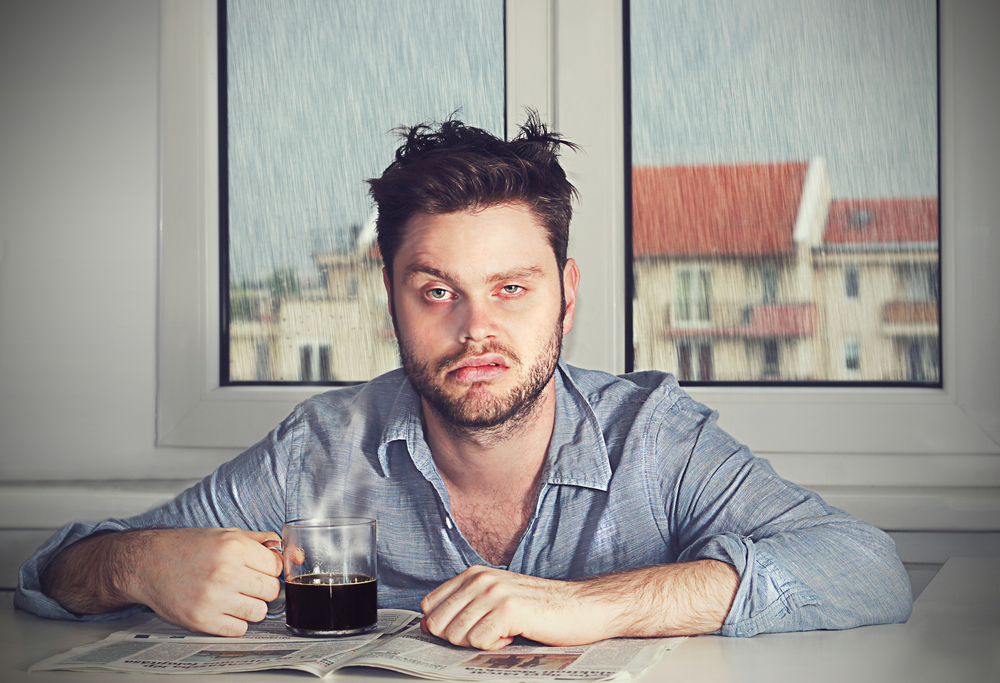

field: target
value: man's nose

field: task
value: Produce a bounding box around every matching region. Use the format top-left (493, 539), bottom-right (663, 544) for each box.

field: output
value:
top-left (459, 296), bottom-right (497, 342)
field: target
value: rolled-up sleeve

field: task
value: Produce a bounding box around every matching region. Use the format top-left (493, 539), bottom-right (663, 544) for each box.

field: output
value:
top-left (14, 409), bottom-right (294, 620)
top-left (658, 398), bottom-right (912, 635)
top-left (15, 519), bottom-right (147, 620)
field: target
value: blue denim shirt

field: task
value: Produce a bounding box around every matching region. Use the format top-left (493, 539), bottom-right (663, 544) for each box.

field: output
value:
top-left (16, 362), bottom-right (912, 635)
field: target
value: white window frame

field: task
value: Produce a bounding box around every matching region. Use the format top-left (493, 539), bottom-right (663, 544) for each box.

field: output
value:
top-left (158, 0), bottom-right (1000, 499)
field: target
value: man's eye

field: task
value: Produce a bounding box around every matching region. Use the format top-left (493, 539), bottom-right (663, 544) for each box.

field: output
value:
top-left (427, 288), bottom-right (449, 300)
top-left (501, 285), bottom-right (522, 295)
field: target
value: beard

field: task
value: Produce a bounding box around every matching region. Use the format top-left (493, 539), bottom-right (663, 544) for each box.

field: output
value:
top-left (397, 320), bottom-right (563, 436)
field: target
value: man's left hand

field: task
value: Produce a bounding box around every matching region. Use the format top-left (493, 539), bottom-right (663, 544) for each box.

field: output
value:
top-left (419, 565), bottom-right (612, 650)
top-left (420, 560), bottom-right (740, 650)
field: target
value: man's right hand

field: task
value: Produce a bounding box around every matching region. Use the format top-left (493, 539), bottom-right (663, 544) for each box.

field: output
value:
top-left (40, 527), bottom-right (283, 637)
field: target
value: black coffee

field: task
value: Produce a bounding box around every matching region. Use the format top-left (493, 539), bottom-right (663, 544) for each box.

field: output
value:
top-left (285, 573), bottom-right (377, 634)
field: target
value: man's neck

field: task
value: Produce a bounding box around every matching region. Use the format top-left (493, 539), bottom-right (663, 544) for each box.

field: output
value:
top-left (420, 380), bottom-right (557, 566)
top-left (421, 380), bottom-right (557, 497)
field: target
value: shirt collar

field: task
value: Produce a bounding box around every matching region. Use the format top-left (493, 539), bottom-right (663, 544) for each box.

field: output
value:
top-left (376, 359), bottom-right (612, 491)
top-left (544, 360), bottom-right (613, 491)
top-left (376, 375), bottom-right (428, 478)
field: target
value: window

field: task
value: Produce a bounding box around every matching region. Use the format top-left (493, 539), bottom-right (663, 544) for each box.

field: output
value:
top-left (297, 341), bottom-right (334, 382)
top-left (844, 337), bottom-right (861, 373)
top-left (905, 337), bottom-right (940, 383)
top-left (760, 266), bottom-right (780, 304)
top-left (845, 266), bottom-right (860, 299)
top-left (629, 0), bottom-right (939, 386)
top-left (763, 340), bottom-right (780, 378)
top-left (902, 263), bottom-right (939, 302)
top-left (222, 0), bottom-right (505, 385)
top-left (678, 340), bottom-right (713, 381)
top-left (158, 0), bottom-right (1000, 508)
top-left (674, 266), bottom-right (712, 325)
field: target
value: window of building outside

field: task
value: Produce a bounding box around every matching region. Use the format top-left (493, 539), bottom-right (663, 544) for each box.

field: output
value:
top-left (629, 0), bottom-right (940, 385)
top-left (222, 0), bottom-right (504, 385)
top-left (674, 265), bottom-right (712, 326)
top-left (678, 340), bottom-right (713, 382)
top-left (845, 265), bottom-right (860, 299)
top-left (844, 336), bottom-right (861, 373)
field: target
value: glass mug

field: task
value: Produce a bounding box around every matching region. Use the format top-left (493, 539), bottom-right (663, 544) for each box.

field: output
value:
top-left (267, 517), bottom-right (378, 636)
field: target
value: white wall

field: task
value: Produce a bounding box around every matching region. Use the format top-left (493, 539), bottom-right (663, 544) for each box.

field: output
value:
top-left (0, 0), bottom-right (240, 481)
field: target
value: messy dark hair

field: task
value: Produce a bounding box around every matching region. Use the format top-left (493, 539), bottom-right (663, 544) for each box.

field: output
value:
top-left (367, 112), bottom-right (579, 276)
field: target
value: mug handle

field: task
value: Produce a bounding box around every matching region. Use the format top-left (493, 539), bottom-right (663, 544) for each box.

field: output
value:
top-left (263, 539), bottom-right (285, 619)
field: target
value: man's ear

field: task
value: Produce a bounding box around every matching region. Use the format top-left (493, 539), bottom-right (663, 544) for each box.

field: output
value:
top-left (382, 267), bottom-right (394, 318)
top-left (561, 258), bottom-right (581, 336)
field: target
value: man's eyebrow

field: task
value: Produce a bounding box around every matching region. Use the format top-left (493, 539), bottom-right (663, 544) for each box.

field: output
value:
top-left (401, 264), bottom-right (547, 285)
top-left (401, 263), bottom-right (453, 285)
top-left (485, 266), bottom-right (547, 284)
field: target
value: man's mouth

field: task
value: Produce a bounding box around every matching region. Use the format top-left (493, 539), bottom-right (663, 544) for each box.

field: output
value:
top-left (448, 354), bottom-right (510, 383)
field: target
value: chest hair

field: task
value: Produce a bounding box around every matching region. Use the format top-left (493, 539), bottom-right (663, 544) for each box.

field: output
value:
top-left (450, 491), bottom-right (537, 567)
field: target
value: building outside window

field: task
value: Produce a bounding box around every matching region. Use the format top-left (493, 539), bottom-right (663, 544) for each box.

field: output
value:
top-left (629, 0), bottom-right (938, 385)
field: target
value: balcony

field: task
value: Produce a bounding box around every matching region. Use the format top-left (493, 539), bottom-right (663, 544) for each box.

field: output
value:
top-left (662, 302), bottom-right (816, 339)
top-left (883, 301), bottom-right (939, 335)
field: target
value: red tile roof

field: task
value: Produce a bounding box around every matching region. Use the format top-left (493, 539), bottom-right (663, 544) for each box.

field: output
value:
top-left (824, 198), bottom-right (938, 244)
top-left (632, 162), bottom-right (808, 257)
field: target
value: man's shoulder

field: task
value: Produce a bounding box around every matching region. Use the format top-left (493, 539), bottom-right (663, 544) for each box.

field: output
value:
top-left (562, 364), bottom-right (683, 404)
top-left (561, 363), bottom-right (714, 426)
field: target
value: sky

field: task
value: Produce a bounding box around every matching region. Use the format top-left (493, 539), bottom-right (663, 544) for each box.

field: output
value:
top-left (630, 0), bottom-right (938, 197)
top-left (228, 0), bottom-right (937, 282)
top-left (227, 0), bottom-right (504, 283)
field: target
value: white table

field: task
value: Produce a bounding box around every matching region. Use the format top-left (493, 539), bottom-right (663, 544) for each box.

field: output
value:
top-left (2, 557), bottom-right (997, 682)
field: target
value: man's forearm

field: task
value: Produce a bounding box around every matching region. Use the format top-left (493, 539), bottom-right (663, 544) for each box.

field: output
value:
top-left (40, 531), bottom-right (144, 615)
top-left (420, 559), bottom-right (740, 649)
top-left (578, 559), bottom-right (740, 639)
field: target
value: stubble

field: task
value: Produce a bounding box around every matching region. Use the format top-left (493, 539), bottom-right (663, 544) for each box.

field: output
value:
top-left (398, 319), bottom-right (563, 442)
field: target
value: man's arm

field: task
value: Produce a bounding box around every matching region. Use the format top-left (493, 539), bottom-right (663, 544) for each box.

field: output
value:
top-left (420, 559), bottom-right (739, 650)
top-left (40, 527), bottom-right (283, 637)
top-left (16, 405), bottom-right (294, 623)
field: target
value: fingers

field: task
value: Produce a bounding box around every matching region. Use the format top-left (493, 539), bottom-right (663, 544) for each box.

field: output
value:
top-left (421, 566), bottom-right (521, 650)
top-left (138, 527), bottom-right (285, 636)
top-left (238, 535), bottom-right (284, 578)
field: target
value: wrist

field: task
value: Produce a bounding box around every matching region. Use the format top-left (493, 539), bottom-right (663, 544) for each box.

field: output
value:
top-left (105, 530), bottom-right (153, 609)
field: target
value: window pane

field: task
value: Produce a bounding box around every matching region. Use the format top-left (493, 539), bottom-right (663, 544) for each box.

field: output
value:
top-left (630, 0), bottom-right (939, 385)
top-left (224, 0), bottom-right (504, 383)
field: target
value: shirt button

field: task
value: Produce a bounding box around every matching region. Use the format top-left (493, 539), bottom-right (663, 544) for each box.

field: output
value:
top-left (445, 516), bottom-right (454, 530)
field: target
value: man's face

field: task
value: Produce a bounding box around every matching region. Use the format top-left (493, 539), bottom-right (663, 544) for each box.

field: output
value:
top-left (384, 202), bottom-right (579, 432)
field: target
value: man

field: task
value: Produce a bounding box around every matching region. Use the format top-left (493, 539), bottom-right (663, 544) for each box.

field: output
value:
top-left (16, 116), bottom-right (912, 650)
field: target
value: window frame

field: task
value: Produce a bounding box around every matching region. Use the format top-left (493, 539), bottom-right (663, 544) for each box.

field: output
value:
top-left (158, 0), bottom-right (1000, 495)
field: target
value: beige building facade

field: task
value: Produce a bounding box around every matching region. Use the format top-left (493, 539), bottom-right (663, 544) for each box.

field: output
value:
top-left (633, 160), bottom-right (939, 383)
top-left (229, 249), bottom-right (398, 383)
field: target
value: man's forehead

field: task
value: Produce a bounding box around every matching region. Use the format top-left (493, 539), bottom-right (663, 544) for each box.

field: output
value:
top-left (401, 261), bottom-right (547, 285)
top-left (394, 205), bottom-right (557, 279)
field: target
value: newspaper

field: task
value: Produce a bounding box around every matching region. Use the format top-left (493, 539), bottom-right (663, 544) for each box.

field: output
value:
top-left (30, 609), bottom-right (684, 680)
